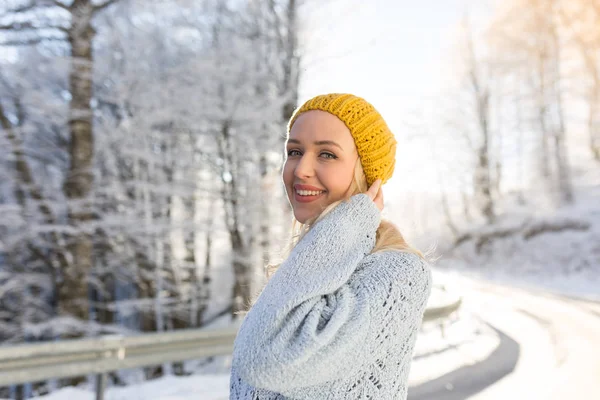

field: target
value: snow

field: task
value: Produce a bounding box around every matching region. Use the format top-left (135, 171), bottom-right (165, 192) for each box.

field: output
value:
top-left (27, 375), bottom-right (231, 400)
top-left (422, 162), bottom-right (600, 304)
top-left (457, 273), bottom-right (600, 400)
top-left (409, 310), bottom-right (500, 386)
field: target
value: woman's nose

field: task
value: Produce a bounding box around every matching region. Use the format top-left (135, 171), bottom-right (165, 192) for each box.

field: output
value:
top-left (293, 155), bottom-right (314, 179)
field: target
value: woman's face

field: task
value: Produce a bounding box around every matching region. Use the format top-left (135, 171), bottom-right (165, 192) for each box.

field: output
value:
top-left (283, 110), bottom-right (359, 224)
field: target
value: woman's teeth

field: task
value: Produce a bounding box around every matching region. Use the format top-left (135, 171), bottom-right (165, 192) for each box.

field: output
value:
top-left (296, 190), bottom-right (324, 196)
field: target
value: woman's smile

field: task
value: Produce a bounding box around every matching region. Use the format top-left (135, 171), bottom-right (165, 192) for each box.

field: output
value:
top-left (293, 183), bottom-right (327, 204)
top-left (294, 188), bottom-right (327, 203)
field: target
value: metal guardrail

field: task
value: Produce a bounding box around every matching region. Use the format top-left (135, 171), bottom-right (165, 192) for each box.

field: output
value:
top-left (0, 328), bottom-right (237, 387)
top-left (0, 297), bottom-right (462, 398)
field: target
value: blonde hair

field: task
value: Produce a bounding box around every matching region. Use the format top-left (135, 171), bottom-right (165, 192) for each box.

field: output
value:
top-left (237, 159), bottom-right (425, 315)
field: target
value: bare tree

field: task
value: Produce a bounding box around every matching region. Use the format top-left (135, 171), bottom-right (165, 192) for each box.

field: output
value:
top-left (488, 0), bottom-right (574, 204)
top-left (254, 0), bottom-right (303, 277)
top-left (1, 0), bottom-right (120, 330)
top-left (558, 0), bottom-right (600, 162)
top-left (457, 17), bottom-right (496, 223)
top-left (0, 1), bottom-right (310, 367)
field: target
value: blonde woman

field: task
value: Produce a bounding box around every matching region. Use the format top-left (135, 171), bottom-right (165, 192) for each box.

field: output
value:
top-left (230, 93), bottom-right (433, 399)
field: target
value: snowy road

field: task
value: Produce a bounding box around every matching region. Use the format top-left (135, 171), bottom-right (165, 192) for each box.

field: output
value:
top-left (410, 276), bottom-right (600, 400)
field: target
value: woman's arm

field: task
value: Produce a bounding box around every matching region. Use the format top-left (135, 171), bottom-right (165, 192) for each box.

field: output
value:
top-left (231, 193), bottom-right (387, 390)
top-left (231, 190), bottom-right (432, 394)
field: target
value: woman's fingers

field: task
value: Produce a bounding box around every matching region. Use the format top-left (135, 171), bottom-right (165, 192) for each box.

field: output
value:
top-left (367, 179), bottom-right (384, 211)
top-left (374, 183), bottom-right (384, 211)
top-left (367, 179), bottom-right (382, 201)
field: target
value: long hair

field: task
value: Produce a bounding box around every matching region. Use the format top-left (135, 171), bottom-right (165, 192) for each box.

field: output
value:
top-left (237, 158), bottom-right (426, 315)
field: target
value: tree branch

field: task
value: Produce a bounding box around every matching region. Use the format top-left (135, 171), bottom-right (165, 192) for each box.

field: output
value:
top-left (51, 0), bottom-right (71, 11)
top-left (4, 1), bottom-right (37, 15)
top-left (0, 20), bottom-right (39, 31)
top-left (0, 35), bottom-right (66, 46)
top-left (93, 0), bottom-right (119, 12)
top-left (0, 1), bottom-right (70, 18)
top-left (0, 21), bottom-right (68, 34)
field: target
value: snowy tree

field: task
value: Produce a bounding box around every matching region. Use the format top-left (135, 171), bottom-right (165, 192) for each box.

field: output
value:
top-left (0, 8), bottom-right (302, 390)
top-left (557, 0), bottom-right (600, 162)
top-left (0, 0), bottom-right (121, 340)
top-left (488, 0), bottom-right (574, 205)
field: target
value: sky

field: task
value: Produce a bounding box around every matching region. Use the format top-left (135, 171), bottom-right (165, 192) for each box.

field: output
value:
top-left (298, 0), bottom-right (475, 201)
top-left (300, 0), bottom-right (468, 107)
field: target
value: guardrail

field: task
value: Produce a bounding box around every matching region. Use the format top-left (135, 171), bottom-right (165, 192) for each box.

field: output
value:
top-left (0, 297), bottom-right (461, 399)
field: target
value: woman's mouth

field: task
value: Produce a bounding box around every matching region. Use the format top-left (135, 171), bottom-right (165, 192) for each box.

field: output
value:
top-left (294, 188), bottom-right (326, 203)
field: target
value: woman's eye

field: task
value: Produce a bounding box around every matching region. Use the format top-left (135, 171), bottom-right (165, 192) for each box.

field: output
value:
top-left (286, 150), bottom-right (337, 159)
top-left (321, 152), bottom-right (337, 159)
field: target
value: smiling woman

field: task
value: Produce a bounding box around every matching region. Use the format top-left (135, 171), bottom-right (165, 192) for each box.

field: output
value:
top-left (230, 93), bottom-right (432, 400)
top-left (283, 109), bottom-right (360, 223)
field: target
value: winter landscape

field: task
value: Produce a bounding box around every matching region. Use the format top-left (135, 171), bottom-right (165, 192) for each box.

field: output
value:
top-left (0, 0), bottom-right (599, 399)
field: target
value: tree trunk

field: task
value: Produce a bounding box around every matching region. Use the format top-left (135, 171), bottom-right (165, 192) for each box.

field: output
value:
top-left (558, 2), bottom-right (600, 162)
top-left (194, 194), bottom-right (214, 328)
top-left (135, 247), bottom-right (157, 332)
top-left (141, 151), bottom-right (159, 334)
top-left (58, 0), bottom-right (96, 326)
top-left (461, 191), bottom-right (472, 222)
top-left (589, 92), bottom-right (600, 162)
top-left (584, 48), bottom-right (600, 162)
top-left (533, 55), bottom-right (552, 181)
top-left (280, 0), bottom-right (300, 122)
top-left (550, 26), bottom-right (573, 204)
top-left (514, 83), bottom-right (527, 205)
top-left (230, 229), bottom-right (253, 318)
top-left (472, 90), bottom-right (495, 224)
top-left (473, 145), bottom-right (495, 224)
top-left (259, 154), bottom-right (272, 270)
top-left (183, 196), bottom-right (199, 328)
top-left (217, 122), bottom-right (254, 318)
top-left (465, 21), bottom-right (495, 224)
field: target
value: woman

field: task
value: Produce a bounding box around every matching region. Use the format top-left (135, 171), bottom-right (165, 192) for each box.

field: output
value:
top-left (229, 93), bottom-right (433, 399)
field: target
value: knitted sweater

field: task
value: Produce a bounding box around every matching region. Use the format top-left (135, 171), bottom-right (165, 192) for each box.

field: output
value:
top-left (229, 193), bottom-right (432, 400)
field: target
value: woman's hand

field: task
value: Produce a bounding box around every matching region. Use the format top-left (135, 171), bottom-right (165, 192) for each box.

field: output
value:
top-left (366, 179), bottom-right (384, 212)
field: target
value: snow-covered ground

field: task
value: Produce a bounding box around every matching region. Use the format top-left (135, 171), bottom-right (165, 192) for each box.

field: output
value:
top-left (460, 275), bottom-right (600, 400)
top-left (27, 375), bottom-right (232, 400)
top-left (432, 167), bottom-right (600, 303)
top-left (410, 310), bottom-right (499, 387)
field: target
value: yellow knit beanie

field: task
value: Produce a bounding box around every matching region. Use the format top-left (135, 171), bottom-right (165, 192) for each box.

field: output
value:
top-left (287, 93), bottom-right (397, 187)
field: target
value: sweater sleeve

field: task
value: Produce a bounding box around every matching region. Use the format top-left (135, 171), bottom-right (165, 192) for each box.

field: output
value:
top-left (231, 193), bottom-right (383, 391)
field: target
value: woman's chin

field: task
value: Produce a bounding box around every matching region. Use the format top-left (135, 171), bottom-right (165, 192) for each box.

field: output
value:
top-left (293, 210), bottom-right (314, 224)
top-left (294, 213), bottom-right (308, 224)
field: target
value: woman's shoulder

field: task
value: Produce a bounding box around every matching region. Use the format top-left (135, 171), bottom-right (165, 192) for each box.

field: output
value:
top-left (358, 250), bottom-right (433, 293)
top-left (369, 249), bottom-right (430, 271)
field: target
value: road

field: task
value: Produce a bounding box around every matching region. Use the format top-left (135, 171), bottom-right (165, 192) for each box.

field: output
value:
top-left (409, 277), bottom-right (600, 400)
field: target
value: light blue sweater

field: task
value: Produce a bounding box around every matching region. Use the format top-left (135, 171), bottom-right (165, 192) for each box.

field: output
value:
top-left (230, 193), bottom-right (432, 399)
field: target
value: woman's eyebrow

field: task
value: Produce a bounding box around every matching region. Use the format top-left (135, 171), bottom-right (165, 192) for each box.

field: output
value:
top-left (287, 138), bottom-right (343, 151)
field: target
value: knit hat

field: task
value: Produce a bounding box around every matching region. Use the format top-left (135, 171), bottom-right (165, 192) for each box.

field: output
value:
top-left (287, 93), bottom-right (397, 187)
